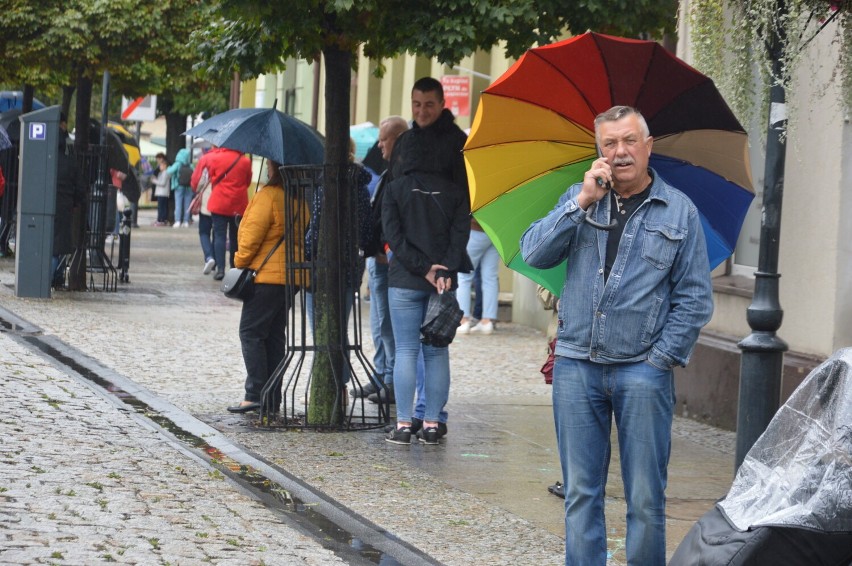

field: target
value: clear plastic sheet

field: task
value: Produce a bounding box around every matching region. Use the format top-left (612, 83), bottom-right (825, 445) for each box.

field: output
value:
top-left (719, 348), bottom-right (852, 532)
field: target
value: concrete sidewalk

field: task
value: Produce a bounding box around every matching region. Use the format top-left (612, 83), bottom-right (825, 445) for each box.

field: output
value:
top-left (0, 208), bottom-right (737, 565)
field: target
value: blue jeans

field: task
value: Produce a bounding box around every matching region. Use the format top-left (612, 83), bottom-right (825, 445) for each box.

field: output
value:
top-left (388, 287), bottom-right (451, 424)
top-left (174, 186), bottom-right (192, 224)
top-left (156, 196), bottom-right (169, 223)
top-left (473, 266), bottom-right (483, 319)
top-left (212, 213), bottom-right (239, 273)
top-left (553, 357), bottom-right (673, 566)
top-left (198, 214), bottom-right (214, 263)
top-left (412, 349), bottom-right (447, 422)
top-left (367, 257), bottom-right (394, 386)
top-left (457, 230), bottom-right (500, 320)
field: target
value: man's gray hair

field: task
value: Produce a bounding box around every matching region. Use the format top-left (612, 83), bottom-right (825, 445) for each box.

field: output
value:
top-left (594, 106), bottom-right (650, 139)
top-left (380, 115), bottom-right (409, 137)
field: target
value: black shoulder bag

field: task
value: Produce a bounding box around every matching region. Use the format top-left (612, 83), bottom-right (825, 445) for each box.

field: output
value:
top-left (221, 195), bottom-right (302, 301)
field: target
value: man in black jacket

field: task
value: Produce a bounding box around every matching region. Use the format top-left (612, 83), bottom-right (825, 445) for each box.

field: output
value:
top-left (382, 77), bottom-right (471, 445)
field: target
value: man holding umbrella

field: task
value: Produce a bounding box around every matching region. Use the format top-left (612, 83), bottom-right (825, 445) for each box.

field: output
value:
top-left (520, 105), bottom-right (713, 565)
top-left (190, 146), bottom-right (253, 280)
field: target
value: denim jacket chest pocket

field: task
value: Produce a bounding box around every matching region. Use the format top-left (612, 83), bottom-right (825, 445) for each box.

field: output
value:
top-left (571, 228), bottom-right (596, 252)
top-left (641, 222), bottom-right (685, 269)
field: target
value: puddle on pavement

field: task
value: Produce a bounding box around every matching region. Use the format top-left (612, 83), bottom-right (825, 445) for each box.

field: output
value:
top-left (14, 331), bottom-right (413, 566)
top-left (0, 318), bottom-right (40, 335)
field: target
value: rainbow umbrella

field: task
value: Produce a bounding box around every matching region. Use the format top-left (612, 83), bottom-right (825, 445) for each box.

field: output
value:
top-left (464, 32), bottom-right (755, 294)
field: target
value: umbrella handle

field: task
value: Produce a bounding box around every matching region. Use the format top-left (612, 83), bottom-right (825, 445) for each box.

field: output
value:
top-left (584, 215), bottom-right (618, 231)
top-left (586, 148), bottom-right (619, 230)
top-left (584, 200), bottom-right (618, 231)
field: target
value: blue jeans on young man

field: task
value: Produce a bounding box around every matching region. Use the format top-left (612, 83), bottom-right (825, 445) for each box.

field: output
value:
top-left (388, 287), bottom-right (452, 424)
top-left (212, 213), bottom-right (239, 273)
top-left (367, 257), bottom-right (394, 387)
top-left (413, 349), bottom-right (447, 422)
top-left (552, 356), bottom-right (674, 566)
top-left (174, 186), bottom-right (192, 224)
top-left (198, 213), bottom-right (214, 264)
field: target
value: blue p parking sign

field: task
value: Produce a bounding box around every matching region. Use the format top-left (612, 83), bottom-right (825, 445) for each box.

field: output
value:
top-left (29, 122), bottom-right (46, 140)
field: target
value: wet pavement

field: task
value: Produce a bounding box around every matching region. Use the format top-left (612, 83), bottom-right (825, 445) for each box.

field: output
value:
top-left (0, 209), bottom-right (737, 565)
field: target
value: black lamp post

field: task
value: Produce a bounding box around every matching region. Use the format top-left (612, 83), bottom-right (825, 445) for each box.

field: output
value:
top-left (735, 6), bottom-right (790, 471)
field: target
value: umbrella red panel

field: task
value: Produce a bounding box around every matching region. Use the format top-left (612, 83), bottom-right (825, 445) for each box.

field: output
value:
top-left (485, 50), bottom-right (603, 128)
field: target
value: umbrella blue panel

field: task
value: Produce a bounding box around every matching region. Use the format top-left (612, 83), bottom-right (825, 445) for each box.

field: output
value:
top-left (651, 154), bottom-right (754, 251)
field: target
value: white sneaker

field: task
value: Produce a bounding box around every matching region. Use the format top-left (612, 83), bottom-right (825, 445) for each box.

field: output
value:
top-left (457, 320), bottom-right (471, 334)
top-left (471, 320), bottom-right (494, 334)
top-left (182, 222), bottom-right (190, 227)
top-left (173, 222), bottom-right (181, 229)
top-left (203, 258), bottom-right (216, 275)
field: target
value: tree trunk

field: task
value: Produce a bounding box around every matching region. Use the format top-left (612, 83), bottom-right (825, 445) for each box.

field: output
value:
top-left (61, 85), bottom-right (75, 120)
top-left (22, 85), bottom-right (34, 114)
top-left (165, 112), bottom-right (188, 161)
top-left (307, 46), bottom-right (351, 425)
top-left (68, 75), bottom-right (93, 291)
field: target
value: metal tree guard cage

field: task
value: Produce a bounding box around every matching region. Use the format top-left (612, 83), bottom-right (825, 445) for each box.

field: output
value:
top-left (65, 143), bottom-right (118, 292)
top-left (252, 164), bottom-right (390, 431)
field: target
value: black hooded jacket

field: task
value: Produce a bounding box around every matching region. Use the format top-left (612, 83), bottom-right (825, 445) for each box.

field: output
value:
top-left (381, 109), bottom-right (471, 292)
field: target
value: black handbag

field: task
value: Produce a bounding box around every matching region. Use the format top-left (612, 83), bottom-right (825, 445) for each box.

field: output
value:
top-left (221, 231), bottom-right (287, 301)
top-left (420, 291), bottom-right (464, 347)
top-left (221, 267), bottom-right (256, 300)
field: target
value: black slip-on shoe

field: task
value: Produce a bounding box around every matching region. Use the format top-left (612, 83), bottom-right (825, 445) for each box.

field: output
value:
top-left (227, 401), bottom-right (261, 413)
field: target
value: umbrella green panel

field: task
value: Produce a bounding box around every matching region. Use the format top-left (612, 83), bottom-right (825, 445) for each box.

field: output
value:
top-left (473, 159), bottom-right (592, 295)
top-left (506, 254), bottom-right (567, 296)
top-left (465, 141), bottom-right (595, 210)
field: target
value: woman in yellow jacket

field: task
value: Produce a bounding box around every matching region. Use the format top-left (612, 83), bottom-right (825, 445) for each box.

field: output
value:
top-left (227, 160), bottom-right (308, 414)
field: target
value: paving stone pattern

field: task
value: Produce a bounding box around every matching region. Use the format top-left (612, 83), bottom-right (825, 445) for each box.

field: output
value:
top-left (0, 334), bottom-right (343, 565)
top-left (0, 209), bottom-right (736, 565)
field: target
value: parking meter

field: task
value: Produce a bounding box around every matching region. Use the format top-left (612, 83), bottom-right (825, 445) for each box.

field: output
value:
top-left (16, 105), bottom-right (60, 298)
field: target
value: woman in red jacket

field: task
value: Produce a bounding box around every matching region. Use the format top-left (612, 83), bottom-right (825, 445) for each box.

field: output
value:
top-left (190, 146), bottom-right (253, 280)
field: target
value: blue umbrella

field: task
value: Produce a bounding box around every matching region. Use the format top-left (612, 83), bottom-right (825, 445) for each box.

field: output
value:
top-left (0, 124), bottom-right (11, 151)
top-left (184, 108), bottom-right (324, 165)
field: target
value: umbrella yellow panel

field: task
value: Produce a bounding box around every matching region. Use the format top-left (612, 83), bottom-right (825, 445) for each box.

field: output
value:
top-left (473, 160), bottom-right (593, 295)
top-left (472, 160), bottom-right (592, 260)
top-left (465, 94), bottom-right (594, 150)
top-left (123, 144), bottom-right (141, 167)
top-left (465, 141), bottom-right (595, 210)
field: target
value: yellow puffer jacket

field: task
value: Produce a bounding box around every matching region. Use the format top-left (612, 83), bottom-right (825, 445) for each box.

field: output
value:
top-left (234, 183), bottom-right (308, 286)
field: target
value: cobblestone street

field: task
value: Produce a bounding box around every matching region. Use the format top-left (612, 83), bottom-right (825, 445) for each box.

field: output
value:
top-left (0, 209), bottom-right (737, 565)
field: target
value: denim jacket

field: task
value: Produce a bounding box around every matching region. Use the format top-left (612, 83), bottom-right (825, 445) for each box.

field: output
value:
top-left (520, 169), bottom-right (713, 369)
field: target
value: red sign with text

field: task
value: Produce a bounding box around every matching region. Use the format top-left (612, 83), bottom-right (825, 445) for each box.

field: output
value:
top-left (441, 76), bottom-right (471, 118)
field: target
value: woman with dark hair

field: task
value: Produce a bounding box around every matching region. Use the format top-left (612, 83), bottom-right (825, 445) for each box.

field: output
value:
top-left (227, 160), bottom-right (309, 414)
